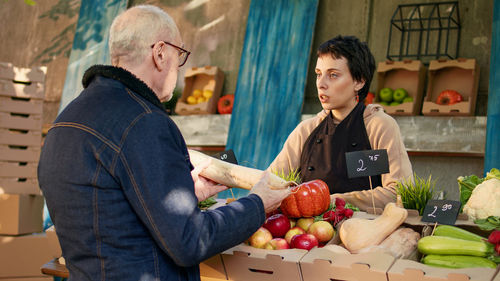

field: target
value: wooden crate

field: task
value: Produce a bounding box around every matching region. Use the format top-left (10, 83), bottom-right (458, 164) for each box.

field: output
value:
top-left (0, 145), bottom-right (41, 162)
top-left (0, 78), bottom-right (45, 100)
top-left (376, 60), bottom-right (427, 116)
top-left (0, 96), bottom-right (44, 115)
top-left (175, 66), bottom-right (224, 115)
top-left (422, 58), bottom-right (479, 116)
top-left (0, 62), bottom-right (46, 84)
top-left (0, 177), bottom-right (40, 195)
top-left (0, 128), bottom-right (42, 147)
top-left (0, 112), bottom-right (43, 131)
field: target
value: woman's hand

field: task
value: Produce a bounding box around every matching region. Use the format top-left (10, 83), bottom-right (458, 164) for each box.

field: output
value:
top-left (191, 158), bottom-right (228, 202)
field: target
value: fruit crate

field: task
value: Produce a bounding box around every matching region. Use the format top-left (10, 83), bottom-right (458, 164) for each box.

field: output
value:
top-left (300, 247), bottom-right (395, 281)
top-left (421, 58), bottom-right (479, 116)
top-left (375, 60), bottom-right (427, 116)
top-left (221, 243), bottom-right (307, 281)
top-left (175, 66), bottom-right (224, 115)
top-left (0, 161), bottom-right (40, 195)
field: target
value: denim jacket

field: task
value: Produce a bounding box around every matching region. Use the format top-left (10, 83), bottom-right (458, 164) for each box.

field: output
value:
top-left (38, 65), bottom-right (265, 281)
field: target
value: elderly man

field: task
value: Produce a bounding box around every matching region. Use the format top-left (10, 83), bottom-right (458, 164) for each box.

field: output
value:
top-left (38, 5), bottom-right (290, 281)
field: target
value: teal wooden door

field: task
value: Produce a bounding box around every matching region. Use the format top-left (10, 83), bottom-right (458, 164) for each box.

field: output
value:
top-left (220, 0), bottom-right (319, 199)
top-left (485, 0), bottom-right (500, 174)
top-left (58, 0), bottom-right (128, 113)
top-left (45, 0), bottom-right (128, 230)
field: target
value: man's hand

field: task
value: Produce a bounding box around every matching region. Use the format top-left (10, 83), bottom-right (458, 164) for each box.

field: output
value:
top-left (192, 158), bottom-right (228, 202)
top-left (250, 171), bottom-right (291, 213)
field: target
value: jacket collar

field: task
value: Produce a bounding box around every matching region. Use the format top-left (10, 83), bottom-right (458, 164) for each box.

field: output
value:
top-left (82, 65), bottom-right (165, 110)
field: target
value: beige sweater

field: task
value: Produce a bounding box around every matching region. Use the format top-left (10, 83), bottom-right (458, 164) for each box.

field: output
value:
top-left (268, 104), bottom-right (413, 211)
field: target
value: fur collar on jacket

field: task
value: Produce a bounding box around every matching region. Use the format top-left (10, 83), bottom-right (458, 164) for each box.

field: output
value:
top-left (82, 65), bottom-right (165, 110)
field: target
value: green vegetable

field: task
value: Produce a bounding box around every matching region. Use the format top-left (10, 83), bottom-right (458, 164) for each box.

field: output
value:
top-left (418, 236), bottom-right (494, 257)
top-left (457, 168), bottom-right (500, 212)
top-left (396, 173), bottom-right (436, 215)
top-left (198, 197), bottom-right (217, 210)
top-left (433, 225), bottom-right (487, 242)
top-left (422, 254), bottom-right (497, 269)
top-left (474, 216), bottom-right (500, 231)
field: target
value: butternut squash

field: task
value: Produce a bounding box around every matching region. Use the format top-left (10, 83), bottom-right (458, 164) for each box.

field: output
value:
top-left (188, 149), bottom-right (292, 190)
top-left (339, 202), bottom-right (408, 253)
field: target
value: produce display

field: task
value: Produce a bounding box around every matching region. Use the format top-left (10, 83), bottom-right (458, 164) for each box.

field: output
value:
top-left (377, 87), bottom-right (413, 106)
top-left (196, 161), bottom-right (500, 275)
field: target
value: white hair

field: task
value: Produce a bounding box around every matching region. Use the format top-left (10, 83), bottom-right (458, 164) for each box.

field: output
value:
top-left (109, 5), bottom-right (179, 66)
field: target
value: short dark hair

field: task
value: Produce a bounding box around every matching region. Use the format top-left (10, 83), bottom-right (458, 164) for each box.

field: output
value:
top-left (317, 35), bottom-right (375, 102)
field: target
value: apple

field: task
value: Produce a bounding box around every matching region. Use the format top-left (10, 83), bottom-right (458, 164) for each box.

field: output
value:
top-left (249, 227), bottom-right (273, 248)
top-left (403, 96), bottom-right (414, 103)
top-left (379, 87), bottom-right (393, 102)
top-left (393, 88), bottom-right (408, 102)
top-left (290, 234), bottom-right (319, 250)
top-left (289, 218), bottom-right (296, 228)
top-left (264, 238), bottom-right (290, 250)
top-left (263, 213), bottom-right (291, 238)
top-left (284, 226), bottom-right (306, 244)
top-left (389, 101), bottom-right (400, 106)
top-left (364, 92), bottom-right (375, 105)
top-left (379, 101), bottom-right (389, 106)
top-left (296, 217), bottom-right (314, 231)
top-left (307, 221), bottom-right (335, 243)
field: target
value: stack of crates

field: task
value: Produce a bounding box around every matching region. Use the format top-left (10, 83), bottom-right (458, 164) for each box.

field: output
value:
top-left (0, 62), bottom-right (61, 279)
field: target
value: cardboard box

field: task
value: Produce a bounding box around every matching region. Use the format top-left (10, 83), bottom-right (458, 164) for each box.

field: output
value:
top-left (0, 162), bottom-right (40, 195)
top-left (0, 112), bottom-right (43, 131)
top-left (200, 254), bottom-right (227, 279)
top-left (0, 178), bottom-right (41, 195)
top-left (0, 96), bottom-right (44, 115)
top-left (0, 145), bottom-right (41, 162)
top-left (492, 268), bottom-right (500, 281)
top-left (221, 243), bottom-right (307, 281)
top-left (387, 259), bottom-right (498, 281)
top-left (376, 60), bottom-right (427, 115)
top-left (0, 79), bottom-right (45, 100)
top-left (175, 66), bottom-right (224, 115)
top-left (0, 193), bottom-right (43, 235)
top-left (0, 128), bottom-right (42, 147)
top-left (300, 248), bottom-right (395, 281)
top-left (0, 232), bottom-right (61, 278)
top-left (422, 58), bottom-right (479, 116)
top-left (0, 275), bottom-right (54, 281)
top-left (0, 63), bottom-right (47, 84)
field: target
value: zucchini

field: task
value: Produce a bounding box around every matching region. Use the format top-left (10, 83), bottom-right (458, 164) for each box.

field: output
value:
top-left (433, 225), bottom-right (487, 242)
top-left (418, 236), bottom-right (494, 257)
top-left (422, 254), bottom-right (497, 269)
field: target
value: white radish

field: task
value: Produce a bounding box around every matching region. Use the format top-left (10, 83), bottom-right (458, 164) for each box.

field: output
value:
top-left (188, 149), bottom-right (292, 190)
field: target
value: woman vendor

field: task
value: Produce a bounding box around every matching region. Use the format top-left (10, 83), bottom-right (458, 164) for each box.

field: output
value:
top-left (268, 35), bottom-right (413, 211)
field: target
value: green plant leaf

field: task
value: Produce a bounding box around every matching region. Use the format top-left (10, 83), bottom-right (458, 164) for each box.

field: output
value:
top-left (24, 0), bottom-right (36, 5)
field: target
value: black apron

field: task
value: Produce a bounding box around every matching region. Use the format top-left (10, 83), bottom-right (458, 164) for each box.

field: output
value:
top-left (299, 102), bottom-right (382, 194)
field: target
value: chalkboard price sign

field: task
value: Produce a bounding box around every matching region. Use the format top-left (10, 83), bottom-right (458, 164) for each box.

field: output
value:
top-left (345, 149), bottom-right (389, 178)
top-left (421, 199), bottom-right (461, 225)
top-left (212, 149), bottom-right (238, 165)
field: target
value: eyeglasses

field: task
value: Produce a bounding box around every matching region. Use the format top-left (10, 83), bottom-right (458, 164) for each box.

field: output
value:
top-left (151, 41), bottom-right (191, 67)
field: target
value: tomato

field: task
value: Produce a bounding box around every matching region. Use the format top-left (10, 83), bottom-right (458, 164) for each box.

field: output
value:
top-left (217, 94), bottom-right (234, 114)
top-left (280, 180), bottom-right (330, 218)
top-left (436, 89), bottom-right (463, 105)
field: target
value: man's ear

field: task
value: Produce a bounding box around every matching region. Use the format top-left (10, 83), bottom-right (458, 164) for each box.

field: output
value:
top-left (152, 43), bottom-right (166, 71)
